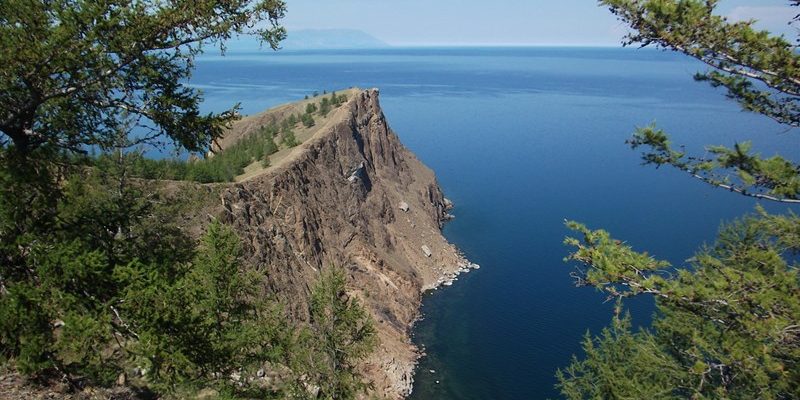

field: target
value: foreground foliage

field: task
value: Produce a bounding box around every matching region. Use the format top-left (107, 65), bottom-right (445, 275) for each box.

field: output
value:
top-left (0, 0), bottom-right (286, 157)
top-left (308, 267), bottom-right (377, 398)
top-left (606, 0), bottom-right (800, 203)
top-left (559, 211), bottom-right (800, 398)
top-left (0, 163), bottom-right (284, 395)
top-left (559, 1), bottom-right (800, 398)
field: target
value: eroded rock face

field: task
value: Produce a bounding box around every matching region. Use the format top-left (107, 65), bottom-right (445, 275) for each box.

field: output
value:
top-left (219, 89), bottom-right (465, 398)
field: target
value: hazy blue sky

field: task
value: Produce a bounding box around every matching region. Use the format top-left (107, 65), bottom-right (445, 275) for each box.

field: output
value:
top-left (281, 0), bottom-right (796, 46)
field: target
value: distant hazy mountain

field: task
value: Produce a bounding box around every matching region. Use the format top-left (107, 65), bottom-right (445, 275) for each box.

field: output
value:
top-left (219, 29), bottom-right (388, 53)
top-left (281, 29), bottom-right (388, 49)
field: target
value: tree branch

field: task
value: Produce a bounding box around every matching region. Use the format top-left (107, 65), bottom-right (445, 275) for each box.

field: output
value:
top-left (687, 172), bottom-right (800, 204)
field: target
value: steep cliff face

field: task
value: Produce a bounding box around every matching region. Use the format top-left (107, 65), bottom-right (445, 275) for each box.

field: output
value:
top-left (218, 89), bottom-right (467, 398)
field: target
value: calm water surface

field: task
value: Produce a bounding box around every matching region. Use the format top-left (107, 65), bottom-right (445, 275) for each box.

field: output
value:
top-left (190, 47), bottom-right (799, 399)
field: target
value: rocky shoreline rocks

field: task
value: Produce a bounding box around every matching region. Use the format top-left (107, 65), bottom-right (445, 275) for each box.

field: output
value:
top-left (426, 258), bottom-right (481, 290)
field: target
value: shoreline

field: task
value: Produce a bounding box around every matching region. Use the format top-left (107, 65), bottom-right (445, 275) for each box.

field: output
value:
top-left (405, 200), bottom-right (481, 398)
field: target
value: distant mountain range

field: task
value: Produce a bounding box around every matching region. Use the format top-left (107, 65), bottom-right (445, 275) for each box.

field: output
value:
top-left (223, 29), bottom-right (389, 52)
top-left (282, 29), bottom-right (388, 49)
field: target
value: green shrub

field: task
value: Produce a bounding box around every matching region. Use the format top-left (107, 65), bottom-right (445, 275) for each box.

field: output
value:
top-left (282, 130), bottom-right (299, 148)
top-left (319, 98), bottom-right (331, 116)
top-left (301, 113), bottom-right (315, 128)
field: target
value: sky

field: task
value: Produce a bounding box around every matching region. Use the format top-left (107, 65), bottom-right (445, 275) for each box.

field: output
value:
top-left (280, 0), bottom-right (797, 46)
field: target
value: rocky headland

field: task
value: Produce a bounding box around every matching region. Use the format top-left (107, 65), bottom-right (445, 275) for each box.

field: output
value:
top-left (211, 88), bottom-right (476, 398)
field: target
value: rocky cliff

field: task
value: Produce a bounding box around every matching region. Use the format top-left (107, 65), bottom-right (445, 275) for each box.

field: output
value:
top-left (216, 89), bottom-right (470, 398)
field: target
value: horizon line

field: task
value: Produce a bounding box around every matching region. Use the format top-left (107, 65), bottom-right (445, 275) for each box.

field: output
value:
top-left (217, 44), bottom-right (655, 53)
top-left (384, 42), bottom-right (623, 48)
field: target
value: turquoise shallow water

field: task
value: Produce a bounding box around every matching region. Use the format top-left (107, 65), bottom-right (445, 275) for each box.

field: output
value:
top-left (189, 47), bottom-right (799, 399)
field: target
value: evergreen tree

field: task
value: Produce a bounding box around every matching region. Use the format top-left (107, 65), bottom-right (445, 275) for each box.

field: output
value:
top-left (331, 92), bottom-right (343, 107)
top-left (282, 130), bottom-right (299, 148)
top-left (263, 133), bottom-right (279, 155)
top-left (558, 1), bottom-right (800, 398)
top-left (559, 211), bottom-right (800, 398)
top-left (119, 221), bottom-right (293, 396)
top-left (319, 98), bottom-right (331, 117)
top-left (0, 163), bottom-right (195, 384)
top-left (0, 0), bottom-right (286, 159)
top-left (302, 113), bottom-right (316, 128)
top-left (606, 0), bottom-right (800, 203)
top-left (306, 267), bottom-right (377, 399)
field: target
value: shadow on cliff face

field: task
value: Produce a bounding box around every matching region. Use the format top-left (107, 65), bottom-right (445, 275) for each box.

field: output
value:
top-left (347, 160), bottom-right (373, 192)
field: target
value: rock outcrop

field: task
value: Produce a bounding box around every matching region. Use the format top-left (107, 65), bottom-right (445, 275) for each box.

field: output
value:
top-left (217, 89), bottom-right (467, 398)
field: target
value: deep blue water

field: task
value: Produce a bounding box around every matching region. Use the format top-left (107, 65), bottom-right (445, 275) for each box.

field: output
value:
top-left (189, 47), bottom-right (799, 399)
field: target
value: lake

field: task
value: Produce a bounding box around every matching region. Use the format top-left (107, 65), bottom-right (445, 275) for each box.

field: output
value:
top-left (191, 47), bottom-right (798, 399)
